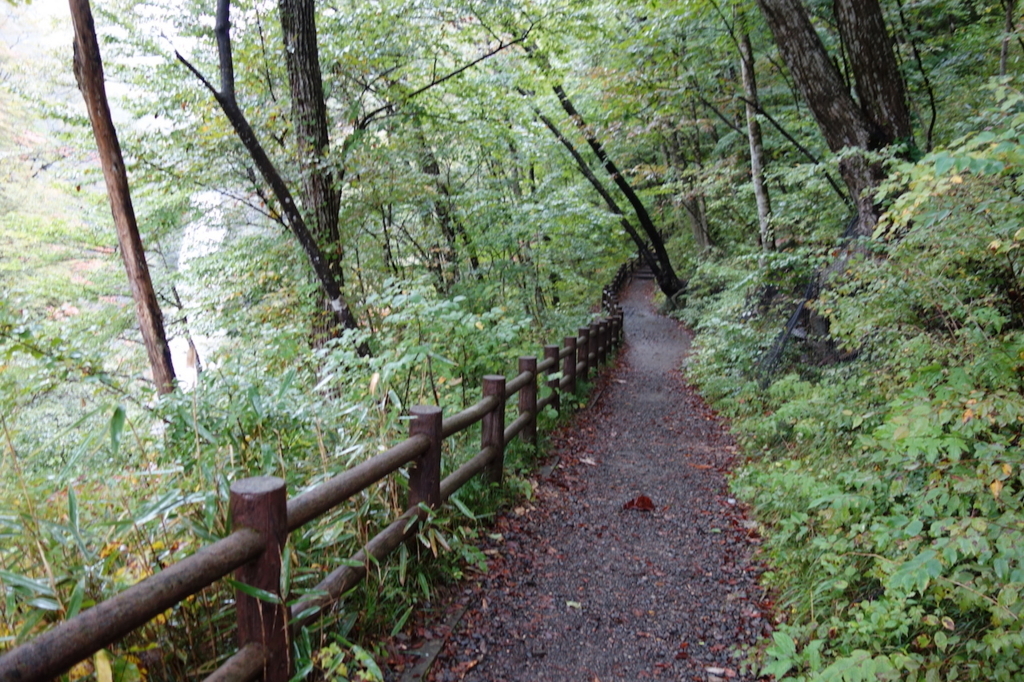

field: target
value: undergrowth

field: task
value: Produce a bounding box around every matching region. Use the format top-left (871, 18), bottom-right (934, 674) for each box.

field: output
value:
top-left (682, 82), bottom-right (1024, 681)
top-left (0, 276), bottom-right (597, 680)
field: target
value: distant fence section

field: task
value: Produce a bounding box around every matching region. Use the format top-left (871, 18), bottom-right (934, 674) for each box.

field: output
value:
top-left (0, 264), bottom-right (637, 682)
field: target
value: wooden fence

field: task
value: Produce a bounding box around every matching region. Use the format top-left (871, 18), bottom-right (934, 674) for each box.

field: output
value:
top-left (0, 271), bottom-right (633, 682)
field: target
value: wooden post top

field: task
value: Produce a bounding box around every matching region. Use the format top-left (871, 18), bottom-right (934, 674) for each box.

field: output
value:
top-left (230, 476), bottom-right (286, 496)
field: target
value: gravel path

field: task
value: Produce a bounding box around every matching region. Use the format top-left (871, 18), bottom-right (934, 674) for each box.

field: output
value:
top-left (392, 278), bottom-right (771, 682)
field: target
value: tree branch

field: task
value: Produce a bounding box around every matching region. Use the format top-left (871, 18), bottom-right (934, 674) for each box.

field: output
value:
top-left (358, 30), bottom-right (534, 128)
top-left (736, 95), bottom-right (850, 204)
top-left (176, 0), bottom-right (363, 341)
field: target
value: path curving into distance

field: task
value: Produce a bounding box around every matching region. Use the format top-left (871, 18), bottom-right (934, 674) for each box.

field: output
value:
top-left (394, 276), bottom-right (772, 682)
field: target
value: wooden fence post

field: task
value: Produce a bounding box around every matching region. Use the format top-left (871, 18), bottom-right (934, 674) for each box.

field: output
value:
top-left (230, 476), bottom-right (290, 682)
top-left (519, 356), bottom-right (537, 447)
top-left (482, 375), bottom-right (506, 484)
top-left (544, 344), bottom-right (560, 413)
top-left (589, 321), bottom-right (599, 369)
top-left (408, 406), bottom-right (442, 510)
top-left (563, 336), bottom-right (577, 395)
top-left (598, 320), bottom-right (609, 364)
top-left (577, 326), bottom-right (590, 382)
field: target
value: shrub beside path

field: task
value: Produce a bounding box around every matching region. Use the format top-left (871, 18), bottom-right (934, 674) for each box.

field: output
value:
top-left (392, 278), bottom-right (772, 682)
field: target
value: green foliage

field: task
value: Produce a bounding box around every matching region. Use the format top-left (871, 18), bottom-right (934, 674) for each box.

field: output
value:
top-left (685, 81), bottom-right (1024, 681)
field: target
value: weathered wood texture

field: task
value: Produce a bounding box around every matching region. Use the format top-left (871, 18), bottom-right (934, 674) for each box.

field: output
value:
top-left (70, 0), bottom-right (175, 394)
top-left (409, 406), bottom-right (443, 510)
top-left (482, 375), bottom-right (507, 485)
top-left (231, 478), bottom-right (290, 681)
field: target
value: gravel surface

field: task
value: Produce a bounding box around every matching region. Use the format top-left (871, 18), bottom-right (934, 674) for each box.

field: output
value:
top-left (388, 278), bottom-right (771, 682)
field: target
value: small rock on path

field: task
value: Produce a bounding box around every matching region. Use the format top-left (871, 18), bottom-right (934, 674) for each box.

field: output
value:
top-left (401, 279), bottom-right (771, 682)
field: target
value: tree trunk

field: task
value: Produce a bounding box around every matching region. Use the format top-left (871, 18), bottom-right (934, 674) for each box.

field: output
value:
top-left (277, 0), bottom-right (347, 339)
top-left (833, 0), bottom-right (912, 146)
top-left (416, 129), bottom-right (462, 292)
top-left (532, 106), bottom-right (664, 281)
top-left (1002, 0), bottom-right (1017, 76)
top-left (177, 0), bottom-right (362, 341)
top-left (71, 0), bottom-right (176, 394)
top-left (685, 197), bottom-right (714, 253)
top-left (549, 85), bottom-right (683, 298)
top-left (739, 32), bottom-right (774, 252)
top-left (756, 0), bottom-right (911, 235)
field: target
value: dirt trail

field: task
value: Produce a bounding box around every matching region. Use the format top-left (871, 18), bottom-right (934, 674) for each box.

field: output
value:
top-left (401, 278), bottom-right (771, 682)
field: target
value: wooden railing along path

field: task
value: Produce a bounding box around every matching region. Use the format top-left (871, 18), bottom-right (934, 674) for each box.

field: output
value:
top-left (0, 265), bottom-right (635, 682)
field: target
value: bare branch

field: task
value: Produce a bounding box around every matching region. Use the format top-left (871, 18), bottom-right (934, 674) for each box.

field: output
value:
top-left (174, 51), bottom-right (219, 97)
top-left (358, 30), bottom-right (533, 128)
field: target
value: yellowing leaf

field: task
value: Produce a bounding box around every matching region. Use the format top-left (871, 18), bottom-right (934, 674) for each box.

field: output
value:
top-left (951, 174), bottom-right (963, 184)
top-left (941, 616), bottom-right (956, 631)
top-left (893, 425), bottom-right (911, 440)
top-left (95, 650), bottom-right (113, 682)
top-left (991, 480), bottom-right (1004, 499)
top-left (68, 661), bottom-right (93, 681)
top-left (1003, 463), bottom-right (1013, 476)
top-left (963, 408), bottom-right (974, 422)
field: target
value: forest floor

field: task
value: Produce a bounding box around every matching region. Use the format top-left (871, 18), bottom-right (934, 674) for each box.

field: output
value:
top-left (384, 278), bottom-right (772, 682)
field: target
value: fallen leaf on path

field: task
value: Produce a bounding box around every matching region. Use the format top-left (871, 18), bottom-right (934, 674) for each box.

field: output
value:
top-left (623, 495), bottom-right (655, 511)
top-left (689, 463), bottom-right (713, 470)
top-left (705, 667), bottom-right (737, 678)
top-left (580, 457), bottom-right (597, 466)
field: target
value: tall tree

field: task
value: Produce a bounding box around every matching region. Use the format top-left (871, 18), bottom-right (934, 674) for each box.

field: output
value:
top-left (176, 0), bottom-right (361, 335)
top-left (278, 0), bottom-right (347, 338)
top-left (756, 0), bottom-right (912, 234)
top-left (71, 0), bottom-right (176, 394)
top-left (546, 81), bottom-right (684, 297)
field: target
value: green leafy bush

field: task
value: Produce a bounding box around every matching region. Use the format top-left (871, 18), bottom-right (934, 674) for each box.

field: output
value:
top-left (686, 81), bottom-right (1024, 681)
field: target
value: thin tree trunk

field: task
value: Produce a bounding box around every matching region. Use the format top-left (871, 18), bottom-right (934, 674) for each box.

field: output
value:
top-left (71, 0), bottom-right (176, 394)
top-left (531, 106), bottom-right (663, 280)
top-left (416, 129), bottom-right (461, 292)
top-left (547, 84), bottom-right (683, 297)
top-left (739, 32), bottom-right (774, 252)
top-left (735, 95), bottom-right (850, 202)
top-left (1002, 0), bottom-right (1017, 76)
top-left (686, 197), bottom-right (714, 253)
top-left (894, 0), bottom-right (937, 151)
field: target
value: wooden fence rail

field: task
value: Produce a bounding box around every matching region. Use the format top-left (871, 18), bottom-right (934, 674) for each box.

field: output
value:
top-left (0, 274), bottom-right (633, 682)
